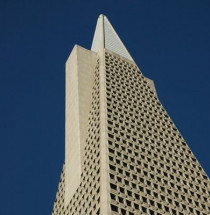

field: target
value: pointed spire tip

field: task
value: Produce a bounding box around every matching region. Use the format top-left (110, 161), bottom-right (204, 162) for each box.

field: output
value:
top-left (91, 14), bottom-right (133, 61)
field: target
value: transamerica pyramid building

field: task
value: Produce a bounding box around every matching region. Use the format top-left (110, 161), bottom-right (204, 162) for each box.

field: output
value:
top-left (52, 15), bottom-right (210, 215)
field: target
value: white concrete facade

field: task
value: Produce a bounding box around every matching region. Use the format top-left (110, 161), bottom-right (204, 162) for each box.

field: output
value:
top-left (52, 15), bottom-right (210, 215)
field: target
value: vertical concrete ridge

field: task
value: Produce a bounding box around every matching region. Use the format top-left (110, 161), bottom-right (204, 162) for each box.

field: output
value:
top-left (65, 45), bottom-right (80, 207)
top-left (99, 48), bottom-right (111, 214)
top-left (64, 45), bottom-right (97, 207)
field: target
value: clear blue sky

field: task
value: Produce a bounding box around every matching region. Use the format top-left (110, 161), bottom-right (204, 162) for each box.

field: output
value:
top-left (0, 1), bottom-right (209, 214)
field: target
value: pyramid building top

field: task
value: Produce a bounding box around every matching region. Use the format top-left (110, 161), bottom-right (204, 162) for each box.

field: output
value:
top-left (52, 15), bottom-right (210, 215)
top-left (91, 14), bottom-right (134, 61)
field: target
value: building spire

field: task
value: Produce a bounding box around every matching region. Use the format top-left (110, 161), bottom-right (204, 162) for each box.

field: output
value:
top-left (91, 14), bottom-right (133, 61)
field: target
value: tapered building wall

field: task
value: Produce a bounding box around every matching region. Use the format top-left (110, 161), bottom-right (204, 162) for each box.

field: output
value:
top-left (104, 49), bottom-right (210, 215)
top-left (52, 15), bottom-right (210, 215)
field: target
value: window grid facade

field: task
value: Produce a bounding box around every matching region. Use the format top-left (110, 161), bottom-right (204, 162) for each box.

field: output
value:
top-left (105, 50), bottom-right (210, 215)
